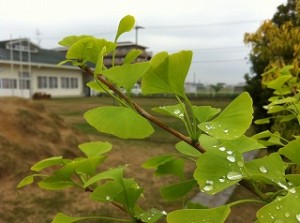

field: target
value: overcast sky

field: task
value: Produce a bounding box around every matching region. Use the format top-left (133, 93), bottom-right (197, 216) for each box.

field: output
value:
top-left (0, 0), bottom-right (286, 85)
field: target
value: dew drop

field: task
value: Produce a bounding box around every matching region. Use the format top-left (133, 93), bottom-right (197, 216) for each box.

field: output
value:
top-left (226, 155), bottom-right (236, 163)
top-left (284, 212), bottom-right (290, 218)
top-left (237, 161), bottom-right (244, 167)
top-left (277, 182), bottom-right (288, 190)
top-left (173, 109), bottom-right (180, 115)
top-left (296, 214), bottom-right (300, 222)
top-left (227, 171), bottom-right (243, 181)
top-left (203, 185), bottom-right (213, 192)
top-left (161, 210), bottom-right (167, 215)
top-left (223, 129), bottom-right (229, 134)
top-left (219, 146), bottom-right (226, 151)
top-left (259, 166), bottom-right (268, 173)
top-left (105, 196), bottom-right (111, 201)
top-left (206, 180), bottom-right (214, 185)
top-left (219, 177), bottom-right (225, 183)
top-left (226, 150), bottom-right (233, 155)
top-left (205, 124), bottom-right (213, 130)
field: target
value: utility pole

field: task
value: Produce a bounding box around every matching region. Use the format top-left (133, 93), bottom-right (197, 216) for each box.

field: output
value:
top-left (135, 26), bottom-right (144, 45)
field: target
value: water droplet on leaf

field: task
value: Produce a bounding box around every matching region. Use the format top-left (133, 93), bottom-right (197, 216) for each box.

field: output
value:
top-left (259, 166), bottom-right (268, 173)
top-left (237, 161), bottom-right (244, 167)
top-left (227, 171), bottom-right (243, 181)
top-left (296, 214), bottom-right (300, 222)
top-left (226, 155), bottom-right (236, 163)
top-left (203, 184), bottom-right (213, 192)
top-left (226, 150), bottom-right (233, 155)
top-left (219, 146), bottom-right (226, 151)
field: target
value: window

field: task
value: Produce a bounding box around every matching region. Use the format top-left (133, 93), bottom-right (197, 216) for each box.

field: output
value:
top-left (61, 77), bottom-right (78, 89)
top-left (19, 72), bottom-right (31, 89)
top-left (37, 76), bottom-right (47, 89)
top-left (70, 78), bottom-right (78, 89)
top-left (1, 78), bottom-right (17, 89)
top-left (61, 77), bottom-right (70, 89)
top-left (49, 77), bottom-right (58, 89)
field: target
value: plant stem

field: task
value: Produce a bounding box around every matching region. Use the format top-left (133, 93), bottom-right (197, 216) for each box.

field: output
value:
top-left (227, 198), bottom-right (265, 207)
top-left (82, 66), bottom-right (206, 153)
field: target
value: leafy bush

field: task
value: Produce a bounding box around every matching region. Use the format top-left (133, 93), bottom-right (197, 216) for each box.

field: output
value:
top-left (18, 15), bottom-right (300, 223)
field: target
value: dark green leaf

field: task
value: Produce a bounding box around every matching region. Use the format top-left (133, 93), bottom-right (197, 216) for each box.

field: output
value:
top-left (160, 179), bottom-right (197, 200)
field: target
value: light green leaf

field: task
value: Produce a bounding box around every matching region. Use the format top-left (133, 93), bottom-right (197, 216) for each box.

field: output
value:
top-left (102, 62), bottom-right (150, 93)
top-left (58, 35), bottom-right (91, 47)
top-left (270, 96), bottom-right (297, 105)
top-left (115, 15), bottom-right (135, 42)
top-left (142, 155), bottom-right (174, 169)
top-left (252, 130), bottom-right (284, 147)
top-left (52, 212), bottom-right (81, 223)
top-left (244, 153), bottom-right (286, 184)
top-left (256, 187), bottom-right (300, 223)
top-left (124, 49), bottom-right (143, 64)
top-left (194, 149), bottom-right (245, 194)
top-left (267, 74), bottom-right (292, 90)
top-left (74, 156), bottom-right (106, 176)
top-left (141, 51), bottom-right (192, 97)
top-left (152, 103), bottom-right (185, 120)
top-left (160, 179), bottom-right (197, 200)
top-left (84, 167), bottom-right (124, 187)
top-left (254, 118), bottom-right (270, 124)
top-left (94, 46), bottom-right (106, 75)
top-left (86, 80), bottom-right (110, 93)
top-left (267, 105), bottom-right (285, 114)
top-left (279, 138), bottom-right (300, 165)
top-left (175, 141), bottom-right (201, 157)
top-left (167, 206), bottom-right (231, 223)
top-left (192, 106), bottom-right (221, 123)
top-left (31, 156), bottom-right (65, 172)
top-left (38, 177), bottom-right (75, 190)
top-left (199, 92), bottom-right (253, 140)
top-left (17, 174), bottom-right (45, 188)
top-left (78, 141), bottom-right (112, 158)
top-left (221, 135), bottom-right (266, 153)
top-left (84, 106), bottom-right (154, 139)
top-left (285, 174), bottom-right (300, 186)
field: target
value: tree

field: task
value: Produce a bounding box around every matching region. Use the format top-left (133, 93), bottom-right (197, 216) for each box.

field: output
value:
top-left (244, 0), bottom-right (300, 134)
top-left (210, 82), bottom-right (225, 95)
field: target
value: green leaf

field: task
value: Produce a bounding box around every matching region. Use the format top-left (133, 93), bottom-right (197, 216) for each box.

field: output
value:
top-left (102, 62), bottom-right (150, 93)
top-left (124, 49), bottom-right (143, 64)
top-left (279, 138), bottom-right (300, 165)
top-left (74, 156), bottom-right (106, 176)
top-left (221, 135), bottom-right (266, 153)
top-left (254, 118), bottom-right (270, 124)
top-left (256, 187), bottom-right (300, 223)
top-left (84, 106), bottom-right (154, 139)
top-left (84, 167), bottom-right (124, 187)
top-left (198, 92), bottom-right (253, 140)
top-left (167, 205), bottom-right (231, 223)
top-left (136, 208), bottom-right (165, 223)
top-left (267, 74), bottom-right (292, 90)
top-left (194, 149), bottom-right (245, 194)
top-left (90, 180), bottom-right (124, 203)
top-left (155, 158), bottom-right (185, 179)
top-left (152, 103), bottom-right (185, 120)
top-left (94, 46), bottom-right (106, 75)
top-left (160, 179), bottom-right (197, 200)
top-left (252, 130), bottom-right (284, 147)
top-left (86, 80), bottom-right (111, 93)
top-left (52, 212), bottom-right (81, 223)
top-left (58, 35), bottom-right (91, 47)
top-left (38, 177), bottom-right (75, 190)
top-left (115, 15), bottom-right (135, 42)
top-left (17, 174), bottom-right (45, 188)
top-left (192, 106), bottom-right (221, 123)
top-left (142, 155), bottom-right (174, 169)
top-left (175, 141), bottom-right (201, 157)
top-left (285, 174), bottom-right (300, 186)
top-left (31, 156), bottom-right (64, 172)
top-left (142, 51), bottom-right (192, 97)
top-left (78, 141), bottom-right (112, 158)
top-left (244, 153), bottom-right (286, 184)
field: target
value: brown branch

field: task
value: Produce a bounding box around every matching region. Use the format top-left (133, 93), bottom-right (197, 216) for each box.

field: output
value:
top-left (81, 66), bottom-right (206, 153)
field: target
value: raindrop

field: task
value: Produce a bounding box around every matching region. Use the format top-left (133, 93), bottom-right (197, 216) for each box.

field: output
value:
top-left (206, 180), bottom-right (214, 185)
top-left (227, 171), bottom-right (243, 181)
top-left (161, 211), bottom-right (167, 215)
top-left (296, 214), bottom-right (300, 222)
top-left (289, 188), bottom-right (296, 194)
top-left (205, 124), bottom-right (213, 130)
top-left (173, 109), bottom-right (180, 115)
top-left (219, 146), bottom-right (226, 151)
top-left (226, 150), bottom-right (233, 155)
top-left (226, 155), bottom-right (236, 163)
top-left (237, 161), bottom-right (244, 167)
top-left (178, 113), bottom-right (184, 119)
top-left (219, 177), bottom-right (225, 183)
top-left (203, 185), bottom-right (213, 192)
top-left (278, 182), bottom-right (288, 190)
top-left (259, 166), bottom-right (268, 173)
top-left (284, 212), bottom-right (290, 218)
top-left (105, 196), bottom-right (111, 201)
top-left (223, 129), bottom-right (229, 134)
